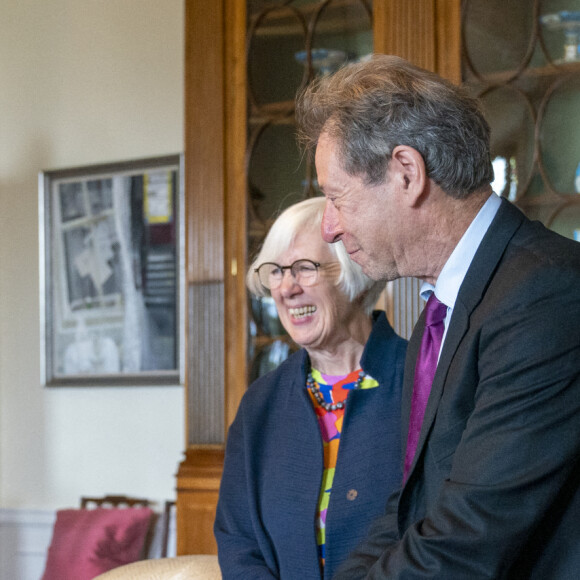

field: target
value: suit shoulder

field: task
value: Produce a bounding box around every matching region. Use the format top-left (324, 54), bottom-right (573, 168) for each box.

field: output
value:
top-left (516, 219), bottom-right (580, 265)
top-left (503, 223), bottom-right (580, 294)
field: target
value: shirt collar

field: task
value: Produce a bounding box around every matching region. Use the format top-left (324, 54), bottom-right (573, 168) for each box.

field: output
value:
top-left (421, 193), bottom-right (502, 306)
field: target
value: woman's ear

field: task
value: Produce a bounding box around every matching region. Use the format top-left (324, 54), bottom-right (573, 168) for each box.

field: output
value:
top-left (390, 145), bottom-right (427, 207)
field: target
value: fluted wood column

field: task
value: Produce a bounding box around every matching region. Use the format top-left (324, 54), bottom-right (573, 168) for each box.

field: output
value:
top-left (177, 0), bottom-right (246, 555)
top-left (374, 0), bottom-right (460, 82)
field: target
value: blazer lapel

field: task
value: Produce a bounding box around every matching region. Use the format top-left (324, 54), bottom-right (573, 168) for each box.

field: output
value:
top-left (402, 199), bottom-right (526, 484)
top-left (401, 312), bottom-right (424, 456)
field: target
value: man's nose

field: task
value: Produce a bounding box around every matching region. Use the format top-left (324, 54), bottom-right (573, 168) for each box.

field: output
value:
top-left (321, 202), bottom-right (341, 243)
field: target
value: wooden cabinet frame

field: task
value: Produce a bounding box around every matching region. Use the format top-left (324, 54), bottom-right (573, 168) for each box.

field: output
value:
top-left (177, 0), bottom-right (460, 555)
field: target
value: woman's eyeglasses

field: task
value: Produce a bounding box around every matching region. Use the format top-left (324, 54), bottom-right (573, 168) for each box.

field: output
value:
top-left (255, 259), bottom-right (337, 290)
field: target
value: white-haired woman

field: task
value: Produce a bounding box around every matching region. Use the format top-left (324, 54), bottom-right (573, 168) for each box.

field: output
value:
top-left (214, 197), bottom-right (407, 580)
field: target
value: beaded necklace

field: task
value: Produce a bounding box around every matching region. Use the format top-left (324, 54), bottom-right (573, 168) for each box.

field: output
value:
top-left (306, 369), bottom-right (366, 412)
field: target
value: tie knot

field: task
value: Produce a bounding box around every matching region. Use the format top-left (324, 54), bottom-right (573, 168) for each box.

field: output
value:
top-left (424, 293), bottom-right (447, 326)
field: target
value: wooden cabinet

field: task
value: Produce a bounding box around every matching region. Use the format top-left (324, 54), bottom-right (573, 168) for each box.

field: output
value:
top-left (177, 0), bottom-right (460, 555)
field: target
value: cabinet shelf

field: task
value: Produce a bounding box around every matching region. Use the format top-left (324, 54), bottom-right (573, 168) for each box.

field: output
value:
top-left (465, 60), bottom-right (580, 86)
top-left (251, 334), bottom-right (294, 347)
top-left (248, 100), bottom-right (296, 126)
top-left (517, 193), bottom-right (580, 208)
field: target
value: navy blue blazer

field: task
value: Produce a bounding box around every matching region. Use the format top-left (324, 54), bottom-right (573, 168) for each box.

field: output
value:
top-left (214, 312), bottom-right (407, 579)
top-left (335, 200), bottom-right (580, 579)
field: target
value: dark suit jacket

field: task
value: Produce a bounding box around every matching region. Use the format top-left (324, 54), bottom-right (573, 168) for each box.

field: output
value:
top-left (215, 312), bottom-right (407, 580)
top-left (334, 200), bottom-right (580, 579)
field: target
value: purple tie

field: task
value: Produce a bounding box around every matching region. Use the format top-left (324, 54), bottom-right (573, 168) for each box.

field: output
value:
top-left (403, 293), bottom-right (447, 481)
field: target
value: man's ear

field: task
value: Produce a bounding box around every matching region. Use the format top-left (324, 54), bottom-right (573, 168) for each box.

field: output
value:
top-left (390, 145), bottom-right (427, 207)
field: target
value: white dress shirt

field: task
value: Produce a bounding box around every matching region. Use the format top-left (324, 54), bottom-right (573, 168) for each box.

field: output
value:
top-left (420, 193), bottom-right (502, 355)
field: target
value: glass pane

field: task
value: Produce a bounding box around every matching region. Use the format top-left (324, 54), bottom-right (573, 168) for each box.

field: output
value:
top-left (249, 340), bottom-right (297, 383)
top-left (308, 0), bottom-right (373, 74)
top-left (248, 6), bottom-right (307, 106)
top-left (250, 295), bottom-right (286, 336)
top-left (539, 74), bottom-right (580, 194)
top-left (248, 123), bottom-right (306, 225)
top-left (480, 85), bottom-right (535, 201)
top-left (548, 204), bottom-right (580, 240)
top-left (463, 0), bottom-right (535, 78)
top-left (540, 0), bottom-right (580, 65)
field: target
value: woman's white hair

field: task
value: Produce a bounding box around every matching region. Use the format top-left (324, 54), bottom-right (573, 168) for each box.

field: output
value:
top-left (246, 196), bottom-right (385, 315)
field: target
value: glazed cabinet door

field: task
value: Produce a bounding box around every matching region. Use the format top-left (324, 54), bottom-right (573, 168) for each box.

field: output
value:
top-left (462, 0), bottom-right (580, 239)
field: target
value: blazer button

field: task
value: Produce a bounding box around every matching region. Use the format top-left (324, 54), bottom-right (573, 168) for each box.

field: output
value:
top-left (347, 489), bottom-right (358, 501)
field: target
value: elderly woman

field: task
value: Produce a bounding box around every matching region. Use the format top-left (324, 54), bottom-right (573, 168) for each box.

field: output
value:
top-left (214, 197), bottom-right (407, 579)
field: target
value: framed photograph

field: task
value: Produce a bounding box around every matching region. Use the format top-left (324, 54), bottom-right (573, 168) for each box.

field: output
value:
top-left (39, 154), bottom-right (184, 386)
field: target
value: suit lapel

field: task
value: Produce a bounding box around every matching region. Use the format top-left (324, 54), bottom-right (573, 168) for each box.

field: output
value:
top-left (401, 312), bottom-right (424, 455)
top-left (402, 199), bottom-right (526, 484)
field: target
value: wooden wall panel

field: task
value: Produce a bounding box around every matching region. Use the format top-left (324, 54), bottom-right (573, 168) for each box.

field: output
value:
top-left (176, 447), bottom-right (223, 555)
top-left (223, 0), bottom-right (249, 433)
top-left (374, 0), bottom-right (461, 82)
top-left (187, 282), bottom-right (225, 444)
top-left (185, 1), bottom-right (225, 284)
top-left (435, 0), bottom-right (462, 83)
top-left (374, 0), bottom-right (437, 71)
top-left (178, 0), bottom-right (227, 556)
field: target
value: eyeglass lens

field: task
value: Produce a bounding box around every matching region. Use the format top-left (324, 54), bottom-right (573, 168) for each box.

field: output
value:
top-left (257, 259), bottom-right (319, 289)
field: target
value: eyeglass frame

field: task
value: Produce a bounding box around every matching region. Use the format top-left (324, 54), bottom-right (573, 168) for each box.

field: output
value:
top-left (254, 259), bottom-right (338, 290)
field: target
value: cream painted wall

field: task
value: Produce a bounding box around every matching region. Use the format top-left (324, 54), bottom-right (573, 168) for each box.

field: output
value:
top-left (0, 0), bottom-right (185, 510)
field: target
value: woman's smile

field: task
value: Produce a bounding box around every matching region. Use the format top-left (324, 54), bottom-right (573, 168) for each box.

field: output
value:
top-left (288, 305), bottom-right (317, 320)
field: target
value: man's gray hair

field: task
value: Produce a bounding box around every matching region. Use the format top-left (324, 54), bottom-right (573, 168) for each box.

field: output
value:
top-left (247, 197), bottom-right (385, 315)
top-left (296, 54), bottom-right (494, 199)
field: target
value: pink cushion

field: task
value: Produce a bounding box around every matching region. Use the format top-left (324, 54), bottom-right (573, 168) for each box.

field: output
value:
top-left (42, 507), bottom-right (153, 580)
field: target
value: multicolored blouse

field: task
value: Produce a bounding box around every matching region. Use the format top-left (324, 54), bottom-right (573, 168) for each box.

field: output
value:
top-left (307, 367), bottom-right (379, 574)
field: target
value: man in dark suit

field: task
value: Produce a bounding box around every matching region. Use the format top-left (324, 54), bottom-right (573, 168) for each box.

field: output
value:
top-left (295, 54), bottom-right (580, 579)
